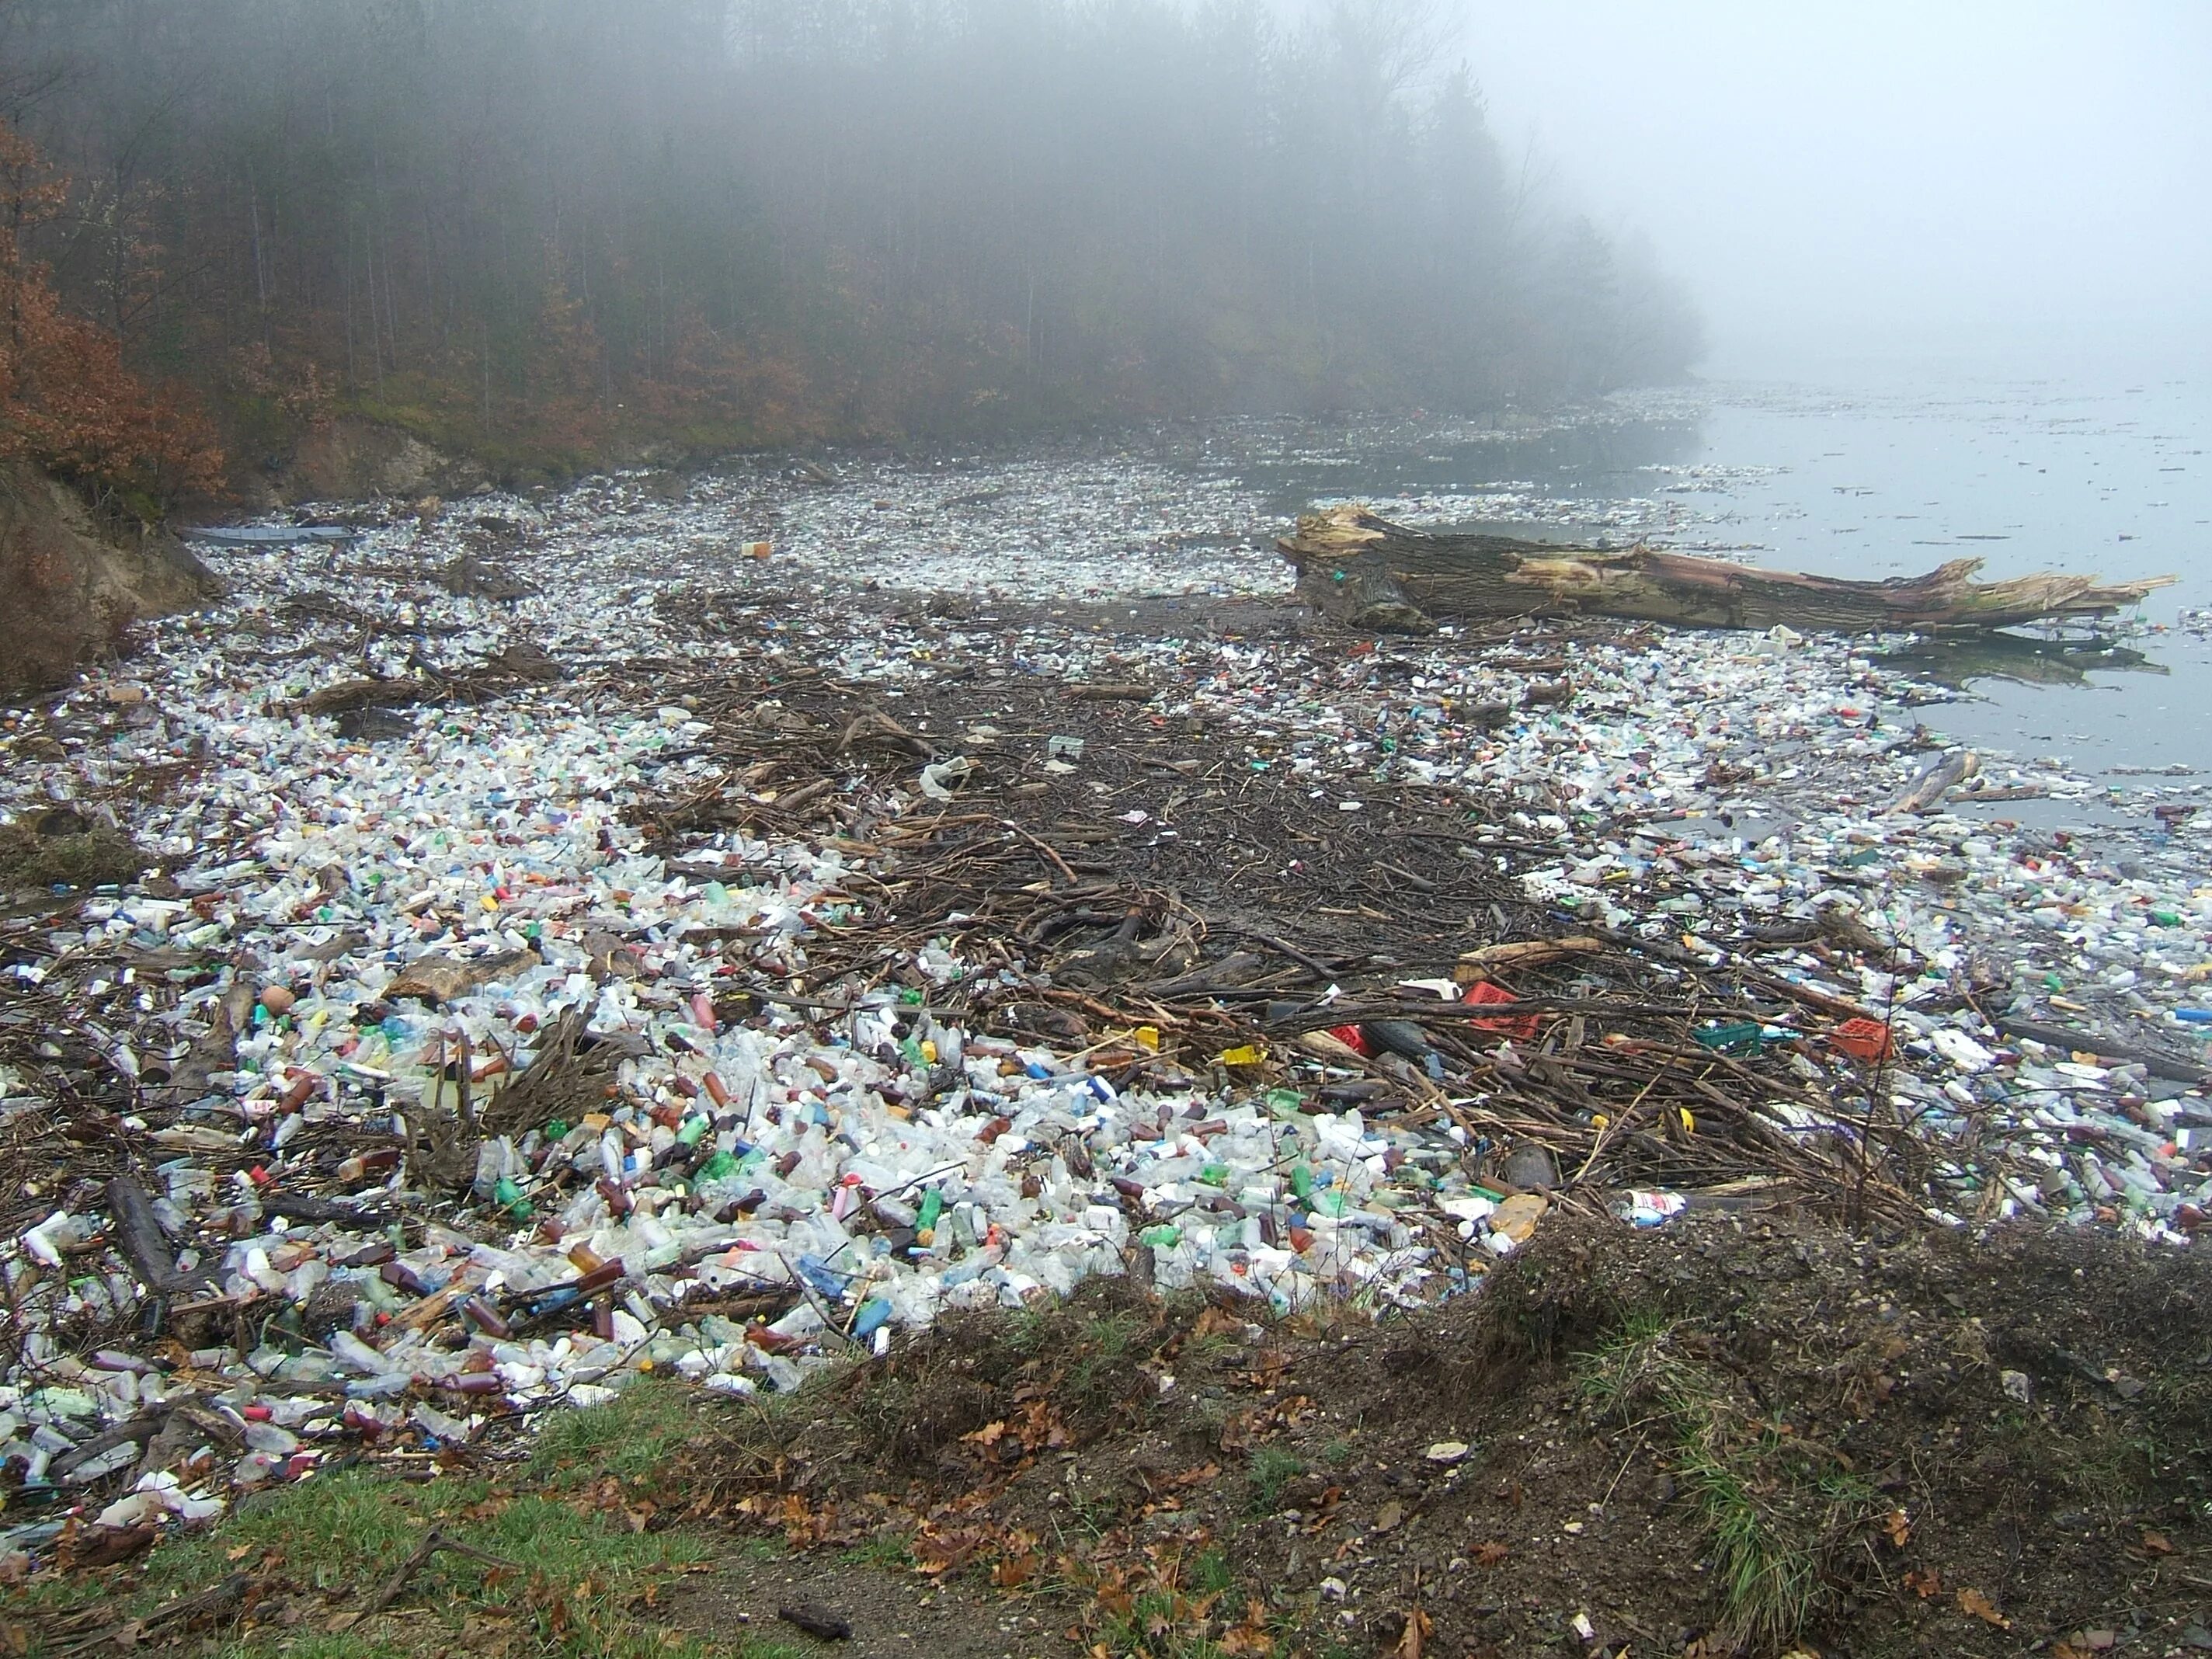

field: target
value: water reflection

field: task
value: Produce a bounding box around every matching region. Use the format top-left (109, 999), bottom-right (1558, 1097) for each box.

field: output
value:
top-left (1883, 630), bottom-right (2168, 689)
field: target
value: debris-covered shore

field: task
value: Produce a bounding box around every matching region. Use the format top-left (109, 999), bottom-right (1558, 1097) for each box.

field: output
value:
top-left (2, 441), bottom-right (2208, 1569)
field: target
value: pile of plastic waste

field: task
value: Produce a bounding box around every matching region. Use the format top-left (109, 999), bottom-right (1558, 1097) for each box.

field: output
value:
top-left (0, 442), bottom-right (2205, 1563)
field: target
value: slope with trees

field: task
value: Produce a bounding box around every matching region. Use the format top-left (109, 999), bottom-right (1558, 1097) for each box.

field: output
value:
top-left (0, 0), bottom-right (1704, 485)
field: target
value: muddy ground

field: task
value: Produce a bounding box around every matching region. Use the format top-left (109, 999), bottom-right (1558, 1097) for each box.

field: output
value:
top-left (629, 1207), bottom-right (2212, 1659)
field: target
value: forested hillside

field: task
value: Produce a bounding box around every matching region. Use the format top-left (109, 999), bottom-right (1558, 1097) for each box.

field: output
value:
top-left (0, 0), bottom-right (1702, 485)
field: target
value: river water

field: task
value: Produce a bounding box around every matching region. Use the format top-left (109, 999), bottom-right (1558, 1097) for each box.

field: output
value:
top-left (1223, 375), bottom-right (2212, 810)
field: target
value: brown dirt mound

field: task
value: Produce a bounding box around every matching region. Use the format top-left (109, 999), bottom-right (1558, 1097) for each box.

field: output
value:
top-left (0, 809), bottom-right (142, 896)
top-left (0, 460), bottom-right (213, 696)
top-left (671, 1211), bottom-right (2212, 1659)
top-left (272, 416), bottom-right (488, 503)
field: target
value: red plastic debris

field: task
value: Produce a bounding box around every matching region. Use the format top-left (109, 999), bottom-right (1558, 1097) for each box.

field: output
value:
top-left (1463, 979), bottom-right (1539, 1040)
top-left (1828, 1017), bottom-right (1894, 1062)
top-left (1326, 1023), bottom-right (1372, 1056)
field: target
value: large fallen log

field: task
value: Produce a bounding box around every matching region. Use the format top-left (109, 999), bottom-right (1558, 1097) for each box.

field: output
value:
top-left (1282, 506), bottom-right (2175, 633)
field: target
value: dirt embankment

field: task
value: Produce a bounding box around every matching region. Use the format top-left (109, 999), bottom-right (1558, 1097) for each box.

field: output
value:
top-left (0, 461), bottom-right (214, 697)
top-left (1, 419), bottom-right (487, 697)
top-left (262, 416), bottom-right (489, 504)
top-left (670, 1211), bottom-right (2212, 1659)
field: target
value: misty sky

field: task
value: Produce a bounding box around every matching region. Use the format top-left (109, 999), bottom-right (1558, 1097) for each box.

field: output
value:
top-left (1452, 0), bottom-right (2212, 381)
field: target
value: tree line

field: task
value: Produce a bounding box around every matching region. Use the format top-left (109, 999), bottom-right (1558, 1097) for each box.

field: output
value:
top-left (0, 0), bottom-right (1703, 494)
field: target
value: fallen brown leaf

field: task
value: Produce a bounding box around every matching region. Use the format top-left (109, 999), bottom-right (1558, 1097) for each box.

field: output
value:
top-left (1473, 1541), bottom-right (1509, 1567)
top-left (1956, 1588), bottom-right (2010, 1629)
top-left (1191, 1306), bottom-right (1246, 1340)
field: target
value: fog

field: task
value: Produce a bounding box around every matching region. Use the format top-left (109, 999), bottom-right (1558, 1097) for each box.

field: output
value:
top-left (1455, 0), bottom-right (2212, 381)
top-left (0, 0), bottom-right (1706, 472)
top-left (5, 0), bottom-right (2204, 481)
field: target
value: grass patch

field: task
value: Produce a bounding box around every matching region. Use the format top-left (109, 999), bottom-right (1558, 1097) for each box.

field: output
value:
top-left (527, 1374), bottom-right (704, 1484)
top-left (9, 1418), bottom-right (729, 1658)
top-left (1081, 1543), bottom-right (1266, 1659)
top-left (1574, 1308), bottom-right (1875, 1650)
top-left (838, 1534), bottom-right (913, 1570)
top-left (1244, 1446), bottom-right (1306, 1514)
top-left (1189, 1548), bottom-right (1234, 1597)
top-left (711, 1278), bottom-right (1183, 1486)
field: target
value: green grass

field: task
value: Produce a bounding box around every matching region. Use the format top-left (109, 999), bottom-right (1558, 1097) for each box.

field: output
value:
top-left (7, 1384), bottom-right (743, 1659)
top-left (1244, 1446), bottom-right (1306, 1515)
top-left (1180, 1330), bottom-right (1242, 1368)
top-left (837, 1534), bottom-right (913, 1570)
top-left (1099, 1589), bottom-right (1235, 1659)
top-left (1189, 1549), bottom-right (1234, 1597)
top-left (1674, 1446), bottom-right (1822, 1644)
top-left (527, 1374), bottom-right (704, 1483)
top-left (1574, 1309), bottom-right (1870, 1650)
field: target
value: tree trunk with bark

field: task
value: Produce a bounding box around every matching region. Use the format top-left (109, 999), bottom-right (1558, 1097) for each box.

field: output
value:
top-left (1280, 506), bottom-right (2174, 634)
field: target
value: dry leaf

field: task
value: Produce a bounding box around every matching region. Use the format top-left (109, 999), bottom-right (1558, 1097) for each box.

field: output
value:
top-left (1903, 1567), bottom-right (1941, 1599)
top-left (1473, 1541), bottom-right (1510, 1567)
top-left (2141, 1529), bottom-right (2174, 1556)
top-left (1391, 1608), bottom-right (1431, 1659)
top-left (1882, 1508), bottom-right (1911, 1548)
top-left (1191, 1306), bottom-right (1245, 1339)
top-left (1956, 1588), bottom-right (2010, 1629)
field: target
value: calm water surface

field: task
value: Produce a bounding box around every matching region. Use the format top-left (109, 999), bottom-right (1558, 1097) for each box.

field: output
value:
top-left (1235, 377), bottom-right (2212, 798)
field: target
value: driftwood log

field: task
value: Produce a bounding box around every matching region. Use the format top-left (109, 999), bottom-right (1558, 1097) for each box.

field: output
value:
top-left (1282, 506), bottom-right (2174, 633)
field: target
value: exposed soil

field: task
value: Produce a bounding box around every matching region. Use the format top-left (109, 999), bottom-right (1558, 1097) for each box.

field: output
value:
top-left (666, 1209), bottom-right (2212, 1659)
top-left (263, 416), bottom-right (489, 505)
top-left (663, 1546), bottom-right (1059, 1659)
top-left (0, 460), bottom-right (214, 697)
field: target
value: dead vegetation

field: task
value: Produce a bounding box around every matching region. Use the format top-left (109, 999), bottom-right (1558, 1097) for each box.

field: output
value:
top-left (660, 1211), bottom-right (2212, 1659)
top-left (0, 812), bottom-right (142, 896)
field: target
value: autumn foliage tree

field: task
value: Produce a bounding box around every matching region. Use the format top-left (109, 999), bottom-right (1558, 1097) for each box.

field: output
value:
top-left (0, 2), bottom-right (1702, 472)
top-left (0, 117), bottom-right (224, 512)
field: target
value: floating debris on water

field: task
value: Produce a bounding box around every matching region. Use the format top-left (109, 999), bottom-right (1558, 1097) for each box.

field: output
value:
top-left (0, 430), bottom-right (2206, 1566)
